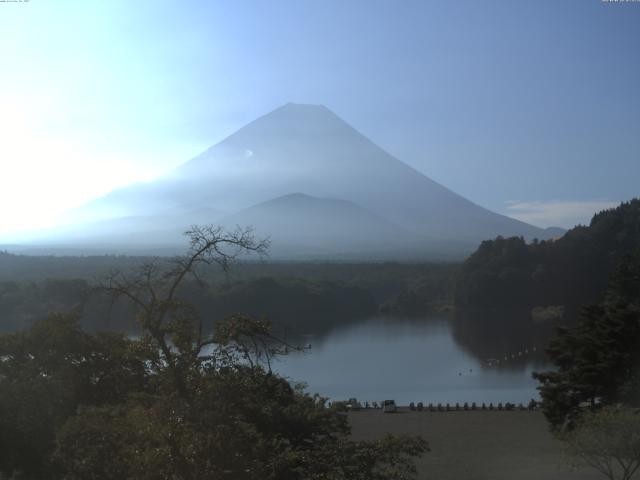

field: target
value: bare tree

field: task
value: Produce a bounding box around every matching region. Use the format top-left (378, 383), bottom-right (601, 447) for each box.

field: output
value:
top-left (212, 314), bottom-right (301, 374)
top-left (96, 225), bottom-right (270, 396)
top-left (563, 406), bottom-right (640, 480)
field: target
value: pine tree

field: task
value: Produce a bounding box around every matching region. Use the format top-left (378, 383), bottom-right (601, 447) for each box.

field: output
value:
top-left (533, 248), bottom-right (640, 431)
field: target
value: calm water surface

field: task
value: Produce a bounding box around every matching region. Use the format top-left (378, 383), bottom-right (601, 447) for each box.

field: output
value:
top-left (273, 316), bottom-right (547, 406)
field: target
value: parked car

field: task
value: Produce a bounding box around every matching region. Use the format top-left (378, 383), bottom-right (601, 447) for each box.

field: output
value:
top-left (346, 398), bottom-right (361, 411)
top-left (382, 399), bottom-right (397, 413)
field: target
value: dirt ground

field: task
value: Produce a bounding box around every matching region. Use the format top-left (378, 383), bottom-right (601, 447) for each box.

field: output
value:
top-left (348, 409), bottom-right (602, 480)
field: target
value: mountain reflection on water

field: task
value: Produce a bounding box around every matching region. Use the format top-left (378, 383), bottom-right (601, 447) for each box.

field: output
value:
top-left (451, 308), bottom-right (555, 366)
top-left (274, 315), bottom-right (549, 406)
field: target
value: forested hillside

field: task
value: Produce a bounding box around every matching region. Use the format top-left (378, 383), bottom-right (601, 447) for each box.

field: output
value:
top-left (534, 246), bottom-right (640, 430)
top-left (0, 257), bottom-right (455, 335)
top-left (454, 199), bottom-right (640, 314)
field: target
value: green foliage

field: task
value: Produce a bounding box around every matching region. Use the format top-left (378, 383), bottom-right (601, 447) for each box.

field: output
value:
top-left (0, 264), bottom-right (456, 335)
top-left (199, 276), bottom-right (378, 331)
top-left (0, 314), bottom-right (153, 479)
top-left (455, 236), bottom-right (534, 308)
top-left (378, 272), bottom-right (452, 316)
top-left (455, 199), bottom-right (640, 311)
top-left (0, 227), bottom-right (427, 479)
top-left (534, 248), bottom-right (640, 431)
top-left (562, 406), bottom-right (640, 480)
top-left (0, 314), bottom-right (427, 480)
top-left (0, 279), bottom-right (88, 332)
top-left (54, 380), bottom-right (428, 480)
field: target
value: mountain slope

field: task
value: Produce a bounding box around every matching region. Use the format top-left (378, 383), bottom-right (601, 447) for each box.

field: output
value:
top-left (54, 103), bottom-right (552, 257)
top-left (217, 193), bottom-right (414, 258)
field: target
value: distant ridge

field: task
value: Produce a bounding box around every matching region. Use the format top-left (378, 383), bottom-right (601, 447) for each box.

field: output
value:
top-left (19, 103), bottom-right (556, 258)
top-left (218, 193), bottom-right (414, 258)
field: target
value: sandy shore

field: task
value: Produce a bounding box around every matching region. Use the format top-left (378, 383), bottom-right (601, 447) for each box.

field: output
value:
top-left (348, 409), bottom-right (601, 480)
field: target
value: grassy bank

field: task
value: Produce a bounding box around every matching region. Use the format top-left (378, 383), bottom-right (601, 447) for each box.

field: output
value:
top-left (348, 409), bottom-right (601, 480)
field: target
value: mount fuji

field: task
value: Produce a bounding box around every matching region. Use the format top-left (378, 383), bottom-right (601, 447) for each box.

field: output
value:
top-left (18, 103), bottom-right (559, 259)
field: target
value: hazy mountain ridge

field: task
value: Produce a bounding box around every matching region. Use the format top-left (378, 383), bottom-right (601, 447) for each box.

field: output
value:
top-left (217, 193), bottom-right (417, 259)
top-left (15, 103), bottom-right (560, 258)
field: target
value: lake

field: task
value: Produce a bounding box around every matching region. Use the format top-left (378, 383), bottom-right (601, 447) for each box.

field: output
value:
top-left (272, 315), bottom-right (548, 406)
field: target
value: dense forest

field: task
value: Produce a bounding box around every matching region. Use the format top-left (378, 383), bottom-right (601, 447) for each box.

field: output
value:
top-left (449, 200), bottom-right (640, 362)
top-left (455, 199), bottom-right (640, 314)
top-left (534, 246), bottom-right (640, 430)
top-left (0, 254), bottom-right (455, 336)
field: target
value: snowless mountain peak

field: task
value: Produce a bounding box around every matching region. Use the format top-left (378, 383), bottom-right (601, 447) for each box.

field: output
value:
top-left (44, 103), bottom-right (556, 258)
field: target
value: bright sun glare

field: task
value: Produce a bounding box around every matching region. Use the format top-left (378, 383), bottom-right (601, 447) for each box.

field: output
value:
top-left (0, 96), bottom-right (156, 237)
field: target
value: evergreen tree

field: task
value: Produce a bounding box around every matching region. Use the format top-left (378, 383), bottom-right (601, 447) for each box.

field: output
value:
top-left (533, 248), bottom-right (640, 431)
top-left (455, 198), bottom-right (640, 312)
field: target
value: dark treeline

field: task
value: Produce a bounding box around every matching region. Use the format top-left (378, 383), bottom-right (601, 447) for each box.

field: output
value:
top-left (455, 199), bottom-right (640, 313)
top-left (0, 252), bottom-right (454, 287)
top-left (534, 246), bottom-right (640, 430)
top-left (0, 251), bottom-right (143, 282)
top-left (0, 258), bottom-right (456, 335)
top-left (450, 199), bottom-right (640, 363)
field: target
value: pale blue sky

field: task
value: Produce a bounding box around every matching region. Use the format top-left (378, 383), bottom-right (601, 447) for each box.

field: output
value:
top-left (0, 0), bottom-right (638, 233)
